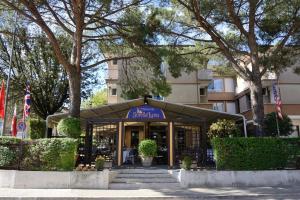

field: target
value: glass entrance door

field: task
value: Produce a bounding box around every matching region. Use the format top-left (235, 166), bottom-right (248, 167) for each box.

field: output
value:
top-left (149, 124), bottom-right (168, 165)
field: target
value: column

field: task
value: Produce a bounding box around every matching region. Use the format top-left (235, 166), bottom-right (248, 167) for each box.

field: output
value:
top-left (168, 121), bottom-right (174, 168)
top-left (117, 121), bottom-right (123, 167)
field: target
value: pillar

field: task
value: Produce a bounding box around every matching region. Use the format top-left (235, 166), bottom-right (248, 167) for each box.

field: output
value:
top-left (117, 121), bottom-right (123, 167)
top-left (168, 121), bottom-right (174, 168)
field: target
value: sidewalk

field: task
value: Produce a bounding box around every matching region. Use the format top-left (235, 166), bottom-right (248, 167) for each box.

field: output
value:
top-left (1, 186), bottom-right (300, 199)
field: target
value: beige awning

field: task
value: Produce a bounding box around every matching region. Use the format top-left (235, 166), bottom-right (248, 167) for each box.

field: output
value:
top-left (47, 98), bottom-right (247, 135)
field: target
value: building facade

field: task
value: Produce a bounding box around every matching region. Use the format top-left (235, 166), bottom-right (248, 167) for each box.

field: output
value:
top-left (106, 58), bottom-right (300, 137)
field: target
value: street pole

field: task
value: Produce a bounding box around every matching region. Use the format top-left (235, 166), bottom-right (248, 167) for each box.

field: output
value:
top-left (1, 11), bottom-right (18, 136)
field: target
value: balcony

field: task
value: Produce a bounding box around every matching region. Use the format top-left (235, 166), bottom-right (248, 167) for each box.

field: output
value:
top-left (241, 104), bottom-right (300, 120)
top-left (198, 69), bottom-right (213, 80)
top-left (187, 103), bottom-right (213, 110)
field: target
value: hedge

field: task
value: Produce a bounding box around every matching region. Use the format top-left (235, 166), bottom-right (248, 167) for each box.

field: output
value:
top-left (0, 137), bottom-right (78, 171)
top-left (57, 117), bottom-right (81, 138)
top-left (211, 137), bottom-right (300, 170)
top-left (29, 119), bottom-right (46, 139)
top-left (0, 137), bottom-right (22, 168)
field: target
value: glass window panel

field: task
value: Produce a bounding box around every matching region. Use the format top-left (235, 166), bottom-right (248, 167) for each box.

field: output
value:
top-left (213, 102), bottom-right (224, 111)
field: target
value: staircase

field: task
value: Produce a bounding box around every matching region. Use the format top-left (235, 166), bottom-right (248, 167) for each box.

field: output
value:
top-left (109, 168), bottom-right (181, 190)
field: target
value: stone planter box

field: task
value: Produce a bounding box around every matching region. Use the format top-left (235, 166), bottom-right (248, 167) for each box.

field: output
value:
top-left (0, 169), bottom-right (110, 189)
top-left (104, 161), bottom-right (113, 169)
top-left (170, 169), bottom-right (300, 188)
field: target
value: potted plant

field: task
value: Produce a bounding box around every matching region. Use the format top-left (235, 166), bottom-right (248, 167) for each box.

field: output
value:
top-left (95, 156), bottom-right (105, 171)
top-left (138, 139), bottom-right (157, 167)
top-left (103, 155), bottom-right (113, 169)
top-left (181, 156), bottom-right (192, 170)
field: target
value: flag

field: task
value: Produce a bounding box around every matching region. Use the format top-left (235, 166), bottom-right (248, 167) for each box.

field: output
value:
top-left (272, 82), bottom-right (283, 119)
top-left (11, 104), bottom-right (17, 137)
top-left (0, 80), bottom-right (5, 119)
top-left (23, 82), bottom-right (30, 120)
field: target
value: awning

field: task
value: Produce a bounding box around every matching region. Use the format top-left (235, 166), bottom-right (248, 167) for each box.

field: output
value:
top-left (46, 98), bottom-right (247, 136)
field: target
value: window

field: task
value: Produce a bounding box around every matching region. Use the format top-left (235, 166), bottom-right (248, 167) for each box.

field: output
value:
top-left (131, 130), bottom-right (139, 147)
top-left (226, 102), bottom-right (237, 114)
top-left (112, 59), bottom-right (118, 65)
top-left (208, 79), bottom-right (224, 92)
top-left (262, 88), bottom-right (269, 96)
top-left (111, 88), bottom-right (117, 96)
top-left (213, 102), bottom-right (224, 112)
top-left (153, 95), bottom-right (164, 101)
top-left (246, 94), bottom-right (251, 110)
top-left (199, 88), bottom-right (206, 96)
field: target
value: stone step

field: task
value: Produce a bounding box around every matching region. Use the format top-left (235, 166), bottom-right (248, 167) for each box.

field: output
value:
top-left (113, 177), bottom-right (177, 183)
top-left (109, 182), bottom-right (182, 190)
top-left (116, 173), bottom-right (171, 178)
top-left (115, 168), bottom-right (169, 174)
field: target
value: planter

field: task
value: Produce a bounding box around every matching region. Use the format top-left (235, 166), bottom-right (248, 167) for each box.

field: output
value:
top-left (0, 170), bottom-right (110, 189)
top-left (141, 156), bottom-right (153, 167)
top-left (171, 169), bottom-right (300, 188)
top-left (104, 161), bottom-right (112, 169)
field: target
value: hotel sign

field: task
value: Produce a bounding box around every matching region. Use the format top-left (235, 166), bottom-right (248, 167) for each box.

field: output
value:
top-left (127, 105), bottom-right (165, 120)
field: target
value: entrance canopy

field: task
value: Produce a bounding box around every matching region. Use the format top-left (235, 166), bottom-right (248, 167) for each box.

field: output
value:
top-left (47, 98), bottom-right (247, 136)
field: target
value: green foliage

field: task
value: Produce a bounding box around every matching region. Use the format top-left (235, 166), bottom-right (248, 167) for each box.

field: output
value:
top-left (29, 119), bottom-right (46, 139)
top-left (57, 117), bottom-right (81, 138)
top-left (22, 138), bottom-right (78, 171)
top-left (282, 138), bottom-right (300, 169)
top-left (263, 112), bottom-right (294, 137)
top-left (138, 139), bottom-right (157, 157)
top-left (208, 119), bottom-right (241, 139)
top-left (0, 146), bottom-right (15, 167)
top-left (182, 156), bottom-right (192, 170)
top-left (95, 156), bottom-right (105, 171)
top-left (0, 137), bottom-right (22, 167)
top-left (81, 89), bottom-right (107, 108)
top-left (211, 138), bottom-right (290, 170)
top-left (0, 136), bottom-right (22, 145)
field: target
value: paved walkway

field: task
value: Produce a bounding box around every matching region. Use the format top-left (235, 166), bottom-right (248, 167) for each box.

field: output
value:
top-left (1, 186), bottom-right (300, 199)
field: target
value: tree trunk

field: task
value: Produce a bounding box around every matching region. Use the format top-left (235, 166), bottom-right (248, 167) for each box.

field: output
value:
top-left (249, 76), bottom-right (265, 136)
top-left (67, 66), bottom-right (81, 118)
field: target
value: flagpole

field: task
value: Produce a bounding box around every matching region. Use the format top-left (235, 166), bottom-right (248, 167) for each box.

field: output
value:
top-left (275, 74), bottom-right (281, 137)
top-left (276, 76), bottom-right (282, 137)
top-left (1, 11), bottom-right (18, 136)
top-left (275, 110), bottom-right (280, 137)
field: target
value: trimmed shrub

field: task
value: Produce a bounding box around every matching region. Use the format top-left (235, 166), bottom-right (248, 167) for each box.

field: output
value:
top-left (95, 156), bottom-right (105, 171)
top-left (212, 137), bottom-right (288, 170)
top-left (182, 156), bottom-right (192, 170)
top-left (263, 112), bottom-right (293, 136)
top-left (0, 136), bottom-right (22, 145)
top-left (208, 119), bottom-right (241, 139)
top-left (282, 138), bottom-right (300, 169)
top-left (29, 119), bottom-right (46, 139)
top-left (21, 138), bottom-right (78, 171)
top-left (138, 139), bottom-right (157, 157)
top-left (0, 137), bottom-right (22, 168)
top-left (57, 117), bottom-right (81, 138)
top-left (0, 146), bottom-right (15, 167)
